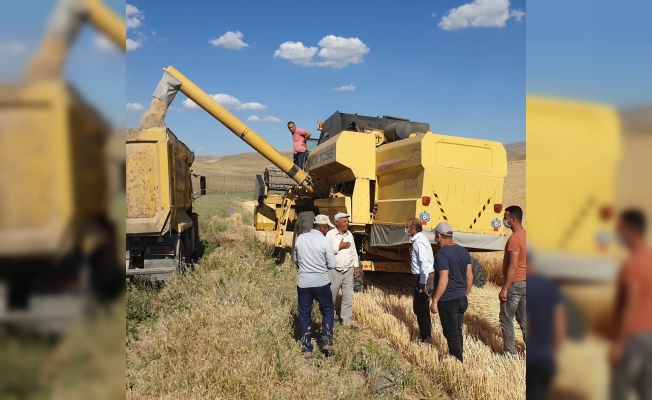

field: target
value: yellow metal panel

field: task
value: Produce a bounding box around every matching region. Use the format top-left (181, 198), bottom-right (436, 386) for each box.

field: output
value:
top-left (307, 131), bottom-right (376, 184)
top-left (361, 261), bottom-right (411, 273)
top-left (375, 132), bottom-right (507, 236)
top-left (315, 196), bottom-right (351, 222)
top-left (126, 127), bottom-right (194, 235)
top-left (0, 81), bottom-right (92, 257)
top-left (527, 95), bottom-right (622, 256)
top-left (255, 205), bottom-right (277, 230)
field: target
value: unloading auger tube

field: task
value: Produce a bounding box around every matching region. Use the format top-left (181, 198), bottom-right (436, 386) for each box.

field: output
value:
top-left (151, 66), bottom-right (314, 193)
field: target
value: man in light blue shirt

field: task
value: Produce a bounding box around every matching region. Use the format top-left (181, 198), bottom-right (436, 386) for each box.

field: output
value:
top-left (294, 214), bottom-right (337, 359)
top-left (406, 217), bottom-right (435, 344)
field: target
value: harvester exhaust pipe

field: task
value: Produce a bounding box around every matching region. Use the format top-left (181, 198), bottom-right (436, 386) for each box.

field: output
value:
top-left (143, 66), bottom-right (313, 192)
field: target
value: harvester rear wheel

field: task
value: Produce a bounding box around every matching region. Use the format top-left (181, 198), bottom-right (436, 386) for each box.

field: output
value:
top-left (471, 257), bottom-right (486, 289)
top-left (353, 268), bottom-right (364, 293)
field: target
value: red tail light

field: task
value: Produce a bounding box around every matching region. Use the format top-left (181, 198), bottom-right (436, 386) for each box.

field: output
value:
top-left (422, 196), bottom-right (431, 206)
top-left (600, 205), bottom-right (614, 221)
top-left (148, 246), bottom-right (175, 255)
top-left (494, 204), bottom-right (503, 213)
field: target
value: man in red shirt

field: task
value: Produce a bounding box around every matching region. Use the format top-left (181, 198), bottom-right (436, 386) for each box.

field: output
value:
top-left (500, 205), bottom-right (527, 355)
top-left (610, 209), bottom-right (652, 400)
top-left (287, 121), bottom-right (311, 170)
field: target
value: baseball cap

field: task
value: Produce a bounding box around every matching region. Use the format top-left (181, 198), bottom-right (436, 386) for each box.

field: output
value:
top-left (434, 222), bottom-right (453, 236)
top-left (314, 214), bottom-right (335, 228)
top-left (334, 212), bottom-right (350, 222)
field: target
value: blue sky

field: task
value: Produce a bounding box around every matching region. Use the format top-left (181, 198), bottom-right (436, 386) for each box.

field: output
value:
top-left (125, 0), bottom-right (526, 156)
top-left (527, 0), bottom-right (652, 108)
top-left (0, 0), bottom-right (125, 128)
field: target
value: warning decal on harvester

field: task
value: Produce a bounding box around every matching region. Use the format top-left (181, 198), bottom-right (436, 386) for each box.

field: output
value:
top-left (419, 211), bottom-right (431, 226)
top-left (491, 218), bottom-right (501, 231)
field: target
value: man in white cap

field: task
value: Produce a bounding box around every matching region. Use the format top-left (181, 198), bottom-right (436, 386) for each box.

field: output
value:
top-left (406, 217), bottom-right (435, 345)
top-left (429, 221), bottom-right (473, 362)
top-left (294, 214), bottom-right (337, 359)
top-left (325, 212), bottom-right (360, 328)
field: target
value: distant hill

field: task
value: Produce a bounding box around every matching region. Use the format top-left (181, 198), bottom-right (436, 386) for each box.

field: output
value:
top-left (504, 141), bottom-right (526, 162)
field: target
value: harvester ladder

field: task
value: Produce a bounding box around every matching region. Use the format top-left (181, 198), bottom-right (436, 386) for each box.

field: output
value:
top-left (274, 188), bottom-right (295, 248)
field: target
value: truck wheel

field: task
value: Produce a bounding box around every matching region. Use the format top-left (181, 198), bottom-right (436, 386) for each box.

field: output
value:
top-left (562, 294), bottom-right (586, 341)
top-left (176, 238), bottom-right (187, 274)
top-left (471, 257), bottom-right (486, 289)
top-left (353, 268), bottom-right (364, 293)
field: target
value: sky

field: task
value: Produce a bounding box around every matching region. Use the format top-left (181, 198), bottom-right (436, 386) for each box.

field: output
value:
top-left (526, 0), bottom-right (652, 108)
top-left (124, 0), bottom-right (526, 156)
top-left (0, 0), bottom-right (125, 128)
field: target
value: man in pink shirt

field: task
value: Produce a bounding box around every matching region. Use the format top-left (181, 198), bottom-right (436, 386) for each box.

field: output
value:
top-left (288, 121), bottom-right (311, 169)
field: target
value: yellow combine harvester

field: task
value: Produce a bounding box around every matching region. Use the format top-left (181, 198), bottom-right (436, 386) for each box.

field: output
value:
top-left (527, 95), bottom-right (623, 338)
top-left (255, 112), bottom-right (509, 289)
top-left (0, 0), bottom-right (124, 328)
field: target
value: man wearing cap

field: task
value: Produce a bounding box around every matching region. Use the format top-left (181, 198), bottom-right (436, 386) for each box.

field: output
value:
top-left (294, 214), bottom-right (337, 359)
top-left (406, 218), bottom-right (435, 344)
top-left (429, 221), bottom-right (473, 363)
top-left (325, 212), bottom-right (360, 328)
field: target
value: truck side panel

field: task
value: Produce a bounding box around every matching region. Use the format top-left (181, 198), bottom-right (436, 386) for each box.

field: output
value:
top-left (126, 127), bottom-right (194, 236)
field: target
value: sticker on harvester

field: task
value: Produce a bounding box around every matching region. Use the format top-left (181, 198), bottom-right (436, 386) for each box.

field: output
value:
top-left (491, 218), bottom-right (501, 231)
top-left (403, 179), bottom-right (417, 190)
top-left (419, 211), bottom-right (431, 226)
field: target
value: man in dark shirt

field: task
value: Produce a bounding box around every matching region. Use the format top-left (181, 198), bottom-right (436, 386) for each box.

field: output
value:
top-left (526, 244), bottom-right (566, 400)
top-left (429, 222), bottom-right (473, 362)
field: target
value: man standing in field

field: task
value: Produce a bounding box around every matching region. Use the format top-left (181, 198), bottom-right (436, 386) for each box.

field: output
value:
top-left (325, 212), bottom-right (360, 329)
top-left (526, 244), bottom-right (566, 400)
top-left (406, 218), bottom-right (435, 344)
top-left (609, 209), bottom-right (652, 400)
top-left (429, 222), bottom-right (473, 362)
top-left (294, 214), bottom-right (337, 359)
top-left (287, 121), bottom-right (311, 170)
top-left (500, 205), bottom-right (527, 355)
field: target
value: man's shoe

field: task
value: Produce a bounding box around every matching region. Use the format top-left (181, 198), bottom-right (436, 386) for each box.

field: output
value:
top-left (416, 336), bottom-right (432, 347)
top-left (322, 344), bottom-right (335, 357)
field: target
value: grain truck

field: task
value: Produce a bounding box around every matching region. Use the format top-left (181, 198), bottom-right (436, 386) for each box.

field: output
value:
top-left (0, 0), bottom-right (125, 328)
top-left (125, 127), bottom-right (206, 280)
top-left (140, 67), bottom-right (510, 289)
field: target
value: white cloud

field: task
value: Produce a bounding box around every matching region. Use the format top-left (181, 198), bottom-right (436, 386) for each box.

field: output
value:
top-left (333, 84), bottom-right (356, 91)
top-left (183, 94), bottom-right (267, 111)
top-left (431, 13), bottom-right (437, 17)
top-left (94, 34), bottom-right (119, 52)
top-left (238, 102), bottom-right (266, 110)
top-left (274, 41), bottom-right (318, 66)
top-left (438, 0), bottom-right (524, 31)
top-left (126, 4), bottom-right (144, 30)
top-left (247, 116), bottom-right (282, 123)
top-left (197, 147), bottom-right (204, 151)
top-left (0, 41), bottom-right (27, 54)
top-left (126, 4), bottom-right (141, 16)
top-left (152, 31), bottom-right (157, 36)
top-left (126, 103), bottom-right (144, 111)
top-left (510, 9), bottom-right (525, 22)
top-left (274, 36), bottom-right (369, 69)
top-left (209, 31), bottom-right (250, 51)
top-left (126, 38), bottom-right (143, 51)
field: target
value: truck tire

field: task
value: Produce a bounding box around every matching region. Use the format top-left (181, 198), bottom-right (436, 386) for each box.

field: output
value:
top-left (353, 267), bottom-right (364, 293)
top-left (471, 257), bottom-right (486, 289)
top-left (562, 294), bottom-right (586, 340)
top-left (176, 237), bottom-right (187, 274)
